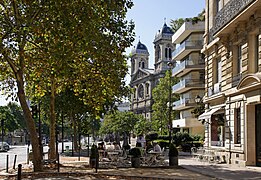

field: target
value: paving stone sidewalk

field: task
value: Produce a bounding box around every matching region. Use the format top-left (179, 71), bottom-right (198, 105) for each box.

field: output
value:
top-left (2, 155), bottom-right (261, 179)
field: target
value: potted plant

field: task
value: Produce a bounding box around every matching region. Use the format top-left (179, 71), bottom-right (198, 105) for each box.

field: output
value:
top-left (169, 143), bottom-right (178, 166)
top-left (89, 144), bottom-right (99, 168)
top-left (129, 147), bottom-right (141, 168)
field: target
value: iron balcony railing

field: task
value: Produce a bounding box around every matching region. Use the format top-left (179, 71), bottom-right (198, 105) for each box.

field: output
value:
top-left (172, 40), bottom-right (203, 58)
top-left (209, 0), bottom-right (255, 42)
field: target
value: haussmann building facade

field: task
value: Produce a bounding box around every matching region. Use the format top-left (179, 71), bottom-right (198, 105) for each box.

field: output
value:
top-left (200, 0), bottom-right (261, 166)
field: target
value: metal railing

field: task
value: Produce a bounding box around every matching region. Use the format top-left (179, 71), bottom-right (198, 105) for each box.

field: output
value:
top-left (173, 79), bottom-right (204, 92)
top-left (172, 58), bottom-right (205, 74)
top-left (172, 40), bottom-right (203, 58)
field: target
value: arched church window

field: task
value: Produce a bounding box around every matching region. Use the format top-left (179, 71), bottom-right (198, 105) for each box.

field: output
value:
top-left (142, 62), bottom-right (145, 69)
top-left (165, 46), bottom-right (172, 59)
top-left (165, 48), bottom-right (168, 58)
top-left (145, 83), bottom-right (149, 95)
top-left (138, 85), bottom-right (144, 98)
top-left (169, 48), bottom-right (172, 59)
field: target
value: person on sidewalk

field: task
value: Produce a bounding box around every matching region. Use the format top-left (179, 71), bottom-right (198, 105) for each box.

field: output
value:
top-left (153, 142), bottom-right (161, 152)
top-left (136, 134), bottom-right (146, 148)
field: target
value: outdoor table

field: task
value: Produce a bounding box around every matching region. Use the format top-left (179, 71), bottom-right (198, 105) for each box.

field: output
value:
top-left (107, 151), bottom-right (120, 163)
top-left (147, 151), bottom-right (162, 165)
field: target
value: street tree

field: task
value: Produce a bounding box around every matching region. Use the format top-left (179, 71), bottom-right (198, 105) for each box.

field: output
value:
top-left (151, 71), bottom-right (179, 135)
top-left (100, 111), bottom-right (140, 141)
top-left (0, 0), bottom-right (134, 171)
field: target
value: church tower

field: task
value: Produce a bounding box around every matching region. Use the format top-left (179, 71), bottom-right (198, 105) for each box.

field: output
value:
top-left (153, 23), bottom-right (174, 73)
top-left (130, 40), bottom-right (149, 78)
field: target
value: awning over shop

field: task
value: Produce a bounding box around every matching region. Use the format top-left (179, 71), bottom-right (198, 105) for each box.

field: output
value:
top-left (198, 106), bottom-right (224, 120)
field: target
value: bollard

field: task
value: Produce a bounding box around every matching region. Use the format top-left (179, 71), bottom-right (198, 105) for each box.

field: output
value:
top-left (95, 153), bottom-right (98, 173)
top-left (57, 153), bottom-right (60, 172)
top-left (6, 155), bottom-right (9, 173)
top-left (13, 154), bottom-right (17, 169)
top-left (17, 164), bottom-right (22, 180)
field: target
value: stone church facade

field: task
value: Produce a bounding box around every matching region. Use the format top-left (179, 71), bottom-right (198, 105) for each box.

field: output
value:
top-left (130, 23), bottom-right (174, 121)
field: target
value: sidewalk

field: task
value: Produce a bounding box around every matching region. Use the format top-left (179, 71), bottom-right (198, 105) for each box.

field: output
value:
top-left (2, 155), bottom-right (261, 179)
top-left (179, 155), bottom-right (261, 180)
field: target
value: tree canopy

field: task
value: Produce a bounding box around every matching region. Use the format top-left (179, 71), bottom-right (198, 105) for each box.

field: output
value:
top-left (0, 0), bottom-right (135, 171)
top-left (151, 70), bottom-right (179, 135)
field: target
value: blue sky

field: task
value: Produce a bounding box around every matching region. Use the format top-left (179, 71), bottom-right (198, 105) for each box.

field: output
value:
top-left (125, 0), bottom-right (205, 80)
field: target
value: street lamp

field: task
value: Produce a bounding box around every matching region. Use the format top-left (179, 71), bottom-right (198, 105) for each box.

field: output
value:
top-left (1, 119), bottom-right (4, 150)
top-left (167, 61), bottom-right (173, 145)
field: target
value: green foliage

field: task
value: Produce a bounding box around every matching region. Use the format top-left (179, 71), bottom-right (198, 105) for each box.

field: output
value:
top-left (191, 102), bottom-right (205, 118)
top-left (134, 115), bottom-right (151, 136)
top-left (151, 70), bottom-right (179, 135)
top-left (99, 111), bottom-right (140, 136)
top-left (170, 9), bottom-right (205, 32)
top-left (0, 103), bottom-right (25, 133)
top-left (170, 18), bottom-right (185, 33)
top-left (0, 0), bottom-right (135, 171)
top-left (145, 132), bottom-right (158, 141)
top-left (173, 132), bottom-right (203, 146)
top-left (7, 102), bottom-right (26, 129)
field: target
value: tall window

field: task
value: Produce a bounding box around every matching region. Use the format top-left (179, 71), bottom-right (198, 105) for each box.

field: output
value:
top-left (255, 35), bottom-right (259, 72)
top-left (237, 45), bottom-right (242, 74)
top-left (214, 57), bottom-right (222, 83)
top-left (234, 108), bottom-right (241, 144)
top-left (145, 83), bottom-right (149, 95)
top-left (216, 0), bottom-right (222, 12)
top-left (165, 46), bottom-right (172, 59)
top-left (142, 62), bottom-right (145, 69)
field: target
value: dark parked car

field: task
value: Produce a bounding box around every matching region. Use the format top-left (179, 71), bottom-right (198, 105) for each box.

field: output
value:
top-left (0, 142), bottom-right (10, 151)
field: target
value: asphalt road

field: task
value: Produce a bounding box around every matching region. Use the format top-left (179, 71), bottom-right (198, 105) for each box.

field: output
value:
top-left (0, 145), bottom-right (29, 171)
top-left (0, 142), bottom-right (73, 171)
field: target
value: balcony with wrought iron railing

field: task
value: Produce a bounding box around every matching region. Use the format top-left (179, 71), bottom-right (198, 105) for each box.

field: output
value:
top-left (172, 40), bottom-right (203, 60)
top-left (172, 58), bottom-right (205, 77)
top-left (172, 79), bottom-right (205, 93)
top-left (209, 0), bottom-right (255, 42)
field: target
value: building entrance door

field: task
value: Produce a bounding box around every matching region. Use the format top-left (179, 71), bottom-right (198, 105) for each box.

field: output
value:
top-left (256, 104), bottom-right (261, 166)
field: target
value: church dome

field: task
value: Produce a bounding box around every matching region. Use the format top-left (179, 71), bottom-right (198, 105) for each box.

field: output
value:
top-left (154, 23), bottom-right (174, 42)
top-left (131, 40), bottom-right (149, 55)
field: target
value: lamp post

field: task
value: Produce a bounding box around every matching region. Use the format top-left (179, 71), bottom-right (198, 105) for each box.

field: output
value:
top-left (167, 61), bottom-right (173, 145)
top-left (1, 119), bottom-right (4, 150)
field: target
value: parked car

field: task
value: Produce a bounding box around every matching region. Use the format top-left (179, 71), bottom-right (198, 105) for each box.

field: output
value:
top-left (0, 142), bottom-right (10, 151)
